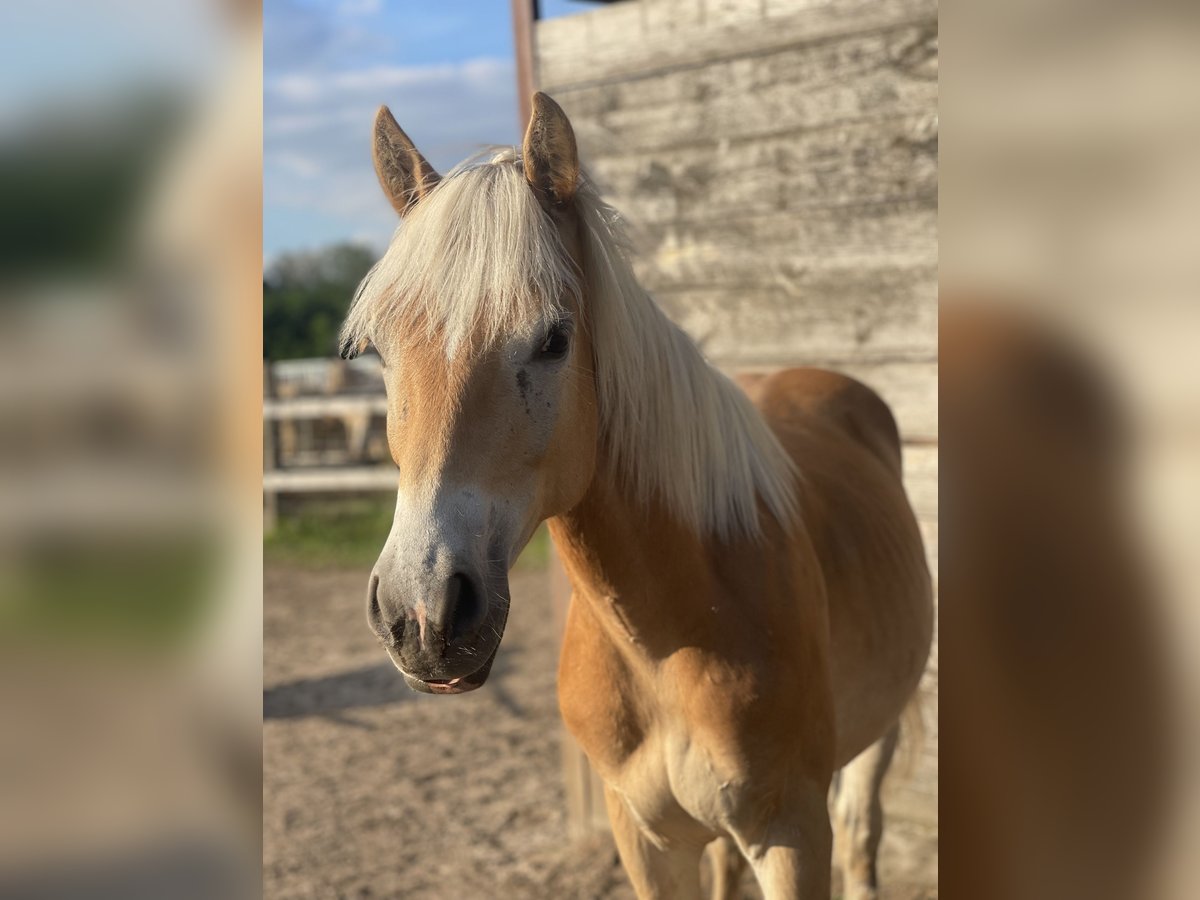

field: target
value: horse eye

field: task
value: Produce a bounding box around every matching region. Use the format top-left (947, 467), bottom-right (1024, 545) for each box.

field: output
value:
top-left (538, 323), bottom-right (571, 360)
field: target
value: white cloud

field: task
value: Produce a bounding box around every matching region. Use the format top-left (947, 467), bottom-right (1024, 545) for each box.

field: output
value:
top-left (263, 0), bottom-right (524, 252)
top-left (337, 0), bottom-right (382, 15)
top-left (264, 54), bottom-right (519, 246)
top-left (267, 59), bottom-right (513, 104)
top-left (264, 112), bottom-right (327, 136)
top-left (270, 151), bottom-right (323, 179)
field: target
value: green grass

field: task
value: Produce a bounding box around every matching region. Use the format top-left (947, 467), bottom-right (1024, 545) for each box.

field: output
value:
top-left (514, 525), bottom-right (550, 571)
top-left (264, 497), bottom-right (395, 568)
top-left (265, 496), bottom-right (551, 572)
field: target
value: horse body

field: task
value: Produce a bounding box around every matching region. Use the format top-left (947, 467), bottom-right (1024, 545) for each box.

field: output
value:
top-left (553, 368), bottom-right (931, 897)
top-left (340, 92), bottom-right (932, 898)
top-left (757, 369), bottom-right (932, 764)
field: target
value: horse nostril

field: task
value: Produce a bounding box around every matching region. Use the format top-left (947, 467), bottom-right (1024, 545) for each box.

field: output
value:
top-left (389, 618), bottom-right (406, 646)
top-left (446, 572), bottom-right (486, 644)
top-left (367, 574), bottom-right (392, 641)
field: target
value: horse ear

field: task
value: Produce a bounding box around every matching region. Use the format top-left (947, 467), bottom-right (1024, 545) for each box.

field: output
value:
top-left (372, 105), bottom-right (440, 216)
top-left (522, 92), bottom-right (579, 208)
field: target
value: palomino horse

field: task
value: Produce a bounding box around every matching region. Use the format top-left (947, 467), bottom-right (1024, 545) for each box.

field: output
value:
top-left (340, 93), bottom-right (933, 899)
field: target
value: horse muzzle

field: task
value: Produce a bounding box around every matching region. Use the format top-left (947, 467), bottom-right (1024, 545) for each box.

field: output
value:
top-left (368, 567), bottom-right (510, 695)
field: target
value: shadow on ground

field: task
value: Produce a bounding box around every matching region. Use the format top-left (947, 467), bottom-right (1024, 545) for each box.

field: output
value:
top-left (263, 650), bottom-right (523, 724)
top-left (264, 663), bottom-right (412, 720)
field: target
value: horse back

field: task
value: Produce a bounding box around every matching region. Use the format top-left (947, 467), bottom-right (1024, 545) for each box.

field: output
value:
top-left (742, 368), bottom-right (903, 478)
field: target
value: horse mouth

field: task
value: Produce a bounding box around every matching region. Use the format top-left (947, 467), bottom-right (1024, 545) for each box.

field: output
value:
top-left (400, 644), bottom-right (499, 696)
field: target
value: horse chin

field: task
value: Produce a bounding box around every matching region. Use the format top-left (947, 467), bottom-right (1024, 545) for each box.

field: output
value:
top-left (399, 644), bottom-right (500, 696)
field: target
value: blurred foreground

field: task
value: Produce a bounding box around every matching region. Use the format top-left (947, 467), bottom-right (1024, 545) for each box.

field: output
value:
top-left (942, 1), bottom-right (1200, 898)
top-left (0, 0), bottom-right (262, 896)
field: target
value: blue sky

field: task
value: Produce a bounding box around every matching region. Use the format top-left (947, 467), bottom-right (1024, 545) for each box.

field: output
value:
top-left (264, 0), bottom-right (595, 260)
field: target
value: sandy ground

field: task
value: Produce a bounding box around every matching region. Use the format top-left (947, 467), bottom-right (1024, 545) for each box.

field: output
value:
top-left (264, 564), bottom-right (936, 899)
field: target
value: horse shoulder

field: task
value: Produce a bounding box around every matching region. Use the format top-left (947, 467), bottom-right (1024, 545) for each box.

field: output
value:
top-left (557, 592), bottom-right (646, 778)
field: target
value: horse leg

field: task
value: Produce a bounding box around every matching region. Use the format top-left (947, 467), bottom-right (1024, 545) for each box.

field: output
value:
top-left (738, 780), bottom-right (832, 899)
top-left (604, 786), bottom-right (705, 900)
top-left (706, 835), bottom-right (747, 900)
top-left (833, 724), bottom-right (900, 900)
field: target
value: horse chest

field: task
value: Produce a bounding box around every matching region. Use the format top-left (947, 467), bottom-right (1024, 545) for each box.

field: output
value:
top-left (561, 678), bottom-right (741, 840)
top-left (558, 597), bottom-right (764, 839)
top-left (606, 726), bottom-right (745, 845)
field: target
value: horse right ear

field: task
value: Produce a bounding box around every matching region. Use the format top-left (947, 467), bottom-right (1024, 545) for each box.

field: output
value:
top-left (522, 92), bottom-right (579, 210)
top-left (372, 105), bottom-right (441, 216)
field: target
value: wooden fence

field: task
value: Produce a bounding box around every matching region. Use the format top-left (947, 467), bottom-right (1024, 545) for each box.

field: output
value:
top-left (262, 358), bottom-right (394, 529)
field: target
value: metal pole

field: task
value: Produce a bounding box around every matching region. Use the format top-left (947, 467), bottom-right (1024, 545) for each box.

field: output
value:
top-left (510, 0), bottom-right (538, 127)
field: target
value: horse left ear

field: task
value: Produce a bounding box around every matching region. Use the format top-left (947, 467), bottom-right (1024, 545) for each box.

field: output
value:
top-left (373, 105), bottom-right (441, 216)
top-left (522, 92), bottom-right (579, 209)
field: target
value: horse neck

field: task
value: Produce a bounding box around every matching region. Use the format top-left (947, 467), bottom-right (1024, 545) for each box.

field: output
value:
top-left (547, 444), bottom-right (760, 665)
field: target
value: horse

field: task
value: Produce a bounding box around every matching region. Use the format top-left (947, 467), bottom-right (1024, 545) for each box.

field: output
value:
top-left (339, 92), bottom-right (933, 899)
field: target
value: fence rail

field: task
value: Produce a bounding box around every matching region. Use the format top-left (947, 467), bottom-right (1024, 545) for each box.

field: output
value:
top-left (263, 395), bottom-right (389, 420)
top-left (263, 466), bottom-right (396, 493)
top-left (263, 360), bottom-right (392, 528)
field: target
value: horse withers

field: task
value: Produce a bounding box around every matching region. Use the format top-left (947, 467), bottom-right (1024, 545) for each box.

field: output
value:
top-left (339, 93), bottom-right (933, 899)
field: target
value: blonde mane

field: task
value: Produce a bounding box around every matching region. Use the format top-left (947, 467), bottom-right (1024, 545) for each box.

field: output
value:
top-left (340, 149), bottom-right (798, 539)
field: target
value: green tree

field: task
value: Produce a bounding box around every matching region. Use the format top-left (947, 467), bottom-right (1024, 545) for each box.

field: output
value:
top-left (263, 242), bottom-right (376, 360)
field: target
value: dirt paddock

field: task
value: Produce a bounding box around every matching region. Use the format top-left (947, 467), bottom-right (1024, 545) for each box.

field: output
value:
top-left (264, 563), bottom-right (937, 898)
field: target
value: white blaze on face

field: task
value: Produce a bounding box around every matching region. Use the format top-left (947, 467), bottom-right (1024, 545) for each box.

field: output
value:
top-left (368, 459), bottom-right (528, 689)
top-left (377, 475), bottom-right (530, 608)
